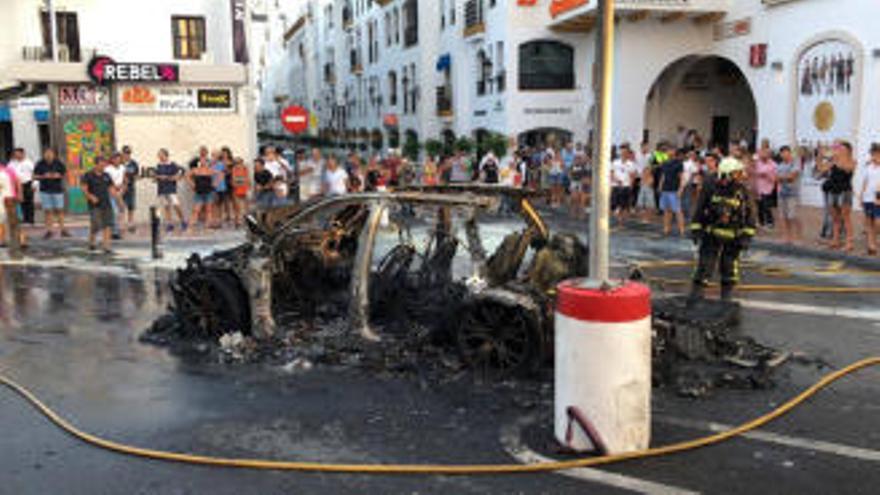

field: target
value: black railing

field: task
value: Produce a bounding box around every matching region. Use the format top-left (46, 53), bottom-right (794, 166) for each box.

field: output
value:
top-left (324, 64), bottom-right (335, 83)
top-left (496, 71), bottom-right (506, 92)
top-left (436, 87), bottom-right (453, 115)
top-left (350, 50), bottom-right (362, 72)
top-left (464, 0), bottom-right (484, 31)
top-left (404, 26), bottom-right (418, 47)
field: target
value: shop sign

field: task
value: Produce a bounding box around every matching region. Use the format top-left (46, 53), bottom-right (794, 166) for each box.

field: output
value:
top-left (231, 0), bottom-right (250, 64)
top-left (58, 84), bottom-right (111, 114)
top-left (749, 44), bottom-right (768, 68)
top-left (88, 55), bottom-right (179, 85)
top-left (197, 89), bottom-right (234, 109)
top-left (524, 107), bottom-right (573, 115)
top-left (713, 18), bottom-right (751, 41)
top-left (117, 86), bottom-right (236, 113)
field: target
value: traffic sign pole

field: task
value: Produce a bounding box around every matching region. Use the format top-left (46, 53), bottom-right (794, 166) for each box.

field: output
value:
top-left (589, 0), bottom-right (616, 285)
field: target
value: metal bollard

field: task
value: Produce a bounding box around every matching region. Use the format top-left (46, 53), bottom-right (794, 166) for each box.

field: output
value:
top-left (150, 206), bottom-right (163, 260)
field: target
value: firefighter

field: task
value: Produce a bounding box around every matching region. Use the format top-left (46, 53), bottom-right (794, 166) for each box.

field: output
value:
top-left (688, 157), bottom-right (757, 303)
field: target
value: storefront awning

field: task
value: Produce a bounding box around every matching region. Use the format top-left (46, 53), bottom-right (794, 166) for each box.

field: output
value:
top-left (0, 106), bottom-right (10, 122)
top-left (436, 54), bottom-right (451, 72)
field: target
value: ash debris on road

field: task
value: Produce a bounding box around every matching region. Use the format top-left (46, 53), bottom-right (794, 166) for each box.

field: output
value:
top-left (143, 293), bottom-right (816, 400)
top-left (651, 296), bottom-right (825, 398)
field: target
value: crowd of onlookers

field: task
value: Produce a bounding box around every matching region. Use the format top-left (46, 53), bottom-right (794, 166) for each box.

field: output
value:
top-left (1, 133), bottom-right (879, 256)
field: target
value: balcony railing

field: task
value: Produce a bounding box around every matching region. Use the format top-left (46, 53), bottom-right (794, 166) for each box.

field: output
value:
top-left (342, 6), bottom-right (353, 29)
top-left (496, 71), bottom-right (506, 93)
top-left (464, 0), bottom-right (485, 37)
top-left (404, 26), bottom-right (418, 47)
top-left (324, 64), bottom-right (336, 84)
top-left (21, 45), bottom-right (93, 63)
top-left (436, 86), bottom-right (453, 116)
top-left (349, 50), bottom-right (363, 73)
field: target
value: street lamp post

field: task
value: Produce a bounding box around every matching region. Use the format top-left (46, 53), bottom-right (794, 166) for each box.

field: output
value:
top-left (588, 0), bottom-right (616, 285)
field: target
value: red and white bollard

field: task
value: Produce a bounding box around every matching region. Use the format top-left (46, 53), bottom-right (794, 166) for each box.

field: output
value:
top-left (554, 281), bottom-right (652, 454)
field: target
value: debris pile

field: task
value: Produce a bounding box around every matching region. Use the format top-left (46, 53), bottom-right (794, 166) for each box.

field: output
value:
top-left (651, 295), bottom-right (794, 398)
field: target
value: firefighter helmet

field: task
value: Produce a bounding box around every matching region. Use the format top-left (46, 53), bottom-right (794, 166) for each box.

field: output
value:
top-left (719, 157), bottom-right (744, 177)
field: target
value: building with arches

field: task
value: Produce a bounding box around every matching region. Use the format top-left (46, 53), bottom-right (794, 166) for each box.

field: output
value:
top-left (551, 0), bottom-right (879, 205)
top-left (257, 0), bottom-right (880, 203)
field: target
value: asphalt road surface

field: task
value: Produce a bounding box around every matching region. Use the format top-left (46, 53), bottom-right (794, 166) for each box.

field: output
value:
top-left (0, 223), bottom-right (878, 494)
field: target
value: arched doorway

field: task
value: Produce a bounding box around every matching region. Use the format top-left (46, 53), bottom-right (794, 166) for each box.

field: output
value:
top-left (644, 56), bottom-right (757, 152)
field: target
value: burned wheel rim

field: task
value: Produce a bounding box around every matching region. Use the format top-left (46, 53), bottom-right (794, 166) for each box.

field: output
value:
top-left (457, 301), bottom-right (539, 379)
top-left (173, 270), bottom-right (251, 338)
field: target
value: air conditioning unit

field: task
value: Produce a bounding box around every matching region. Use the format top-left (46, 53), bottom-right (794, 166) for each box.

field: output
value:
top-left (200, 51), bottom-right (214, 64)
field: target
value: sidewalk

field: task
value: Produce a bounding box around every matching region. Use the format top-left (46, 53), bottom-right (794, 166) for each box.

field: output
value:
top-left (17, 215), bottom-right (242, 244)
top-left (621, 204), bottom-right (880, 269)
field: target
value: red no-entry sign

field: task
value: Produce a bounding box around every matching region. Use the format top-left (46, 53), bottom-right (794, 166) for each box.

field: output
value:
top-left (281, 106), bottom-right (309, 134)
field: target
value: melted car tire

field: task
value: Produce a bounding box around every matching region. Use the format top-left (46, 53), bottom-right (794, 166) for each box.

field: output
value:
top-left (175, 269), bottom-right (251, 338)
top-left (456, 300), bottom-right (543, 379)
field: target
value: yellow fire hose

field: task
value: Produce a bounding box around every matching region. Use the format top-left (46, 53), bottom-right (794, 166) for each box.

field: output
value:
top-left (633, 259), bottom-right (880, 294)
top-left (1, 357), bottom-right (878, 475)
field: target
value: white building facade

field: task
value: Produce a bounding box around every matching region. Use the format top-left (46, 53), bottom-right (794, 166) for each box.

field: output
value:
top-left (1, 0), bottom-right (257, 217)
top-left (258, 0), bottom-right (593, 151)
top-left (551, 0), bottom-right (880, 206)
top-left (258, 0), bottom-right (879, 205)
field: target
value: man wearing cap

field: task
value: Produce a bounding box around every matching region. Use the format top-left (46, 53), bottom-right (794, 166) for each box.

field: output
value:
top-left (688, 157), bottom-right (757, 303)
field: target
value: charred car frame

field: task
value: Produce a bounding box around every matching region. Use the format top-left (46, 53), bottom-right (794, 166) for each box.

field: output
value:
top-left (170, 186), bottom-right (588, 377)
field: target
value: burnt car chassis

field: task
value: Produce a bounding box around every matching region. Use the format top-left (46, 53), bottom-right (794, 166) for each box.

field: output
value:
top-left (169, 186), bottom-right (587, 377)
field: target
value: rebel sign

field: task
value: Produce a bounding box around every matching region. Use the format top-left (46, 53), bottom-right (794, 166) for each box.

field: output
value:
top-left (281, 106), bottom-right (309, 134)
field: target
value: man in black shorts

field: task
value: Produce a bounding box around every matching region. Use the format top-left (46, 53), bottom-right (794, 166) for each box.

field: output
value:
top-left (121, 145), bottom-right (139, 234)
top-left (81, 156), bottom-right (118, 253)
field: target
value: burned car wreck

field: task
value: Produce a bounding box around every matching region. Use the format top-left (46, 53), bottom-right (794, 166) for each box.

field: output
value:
top-left (163, 186), bottom-right (588, 377)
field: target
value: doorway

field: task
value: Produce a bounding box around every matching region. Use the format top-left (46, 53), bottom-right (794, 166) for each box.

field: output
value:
top-left (644, 55), bottom-right (757, 150)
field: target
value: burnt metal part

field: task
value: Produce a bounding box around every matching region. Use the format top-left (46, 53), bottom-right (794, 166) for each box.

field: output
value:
top-left (457, 287), bottom-right (545, 379)
top-left (651, 295), bottom-right (791, 397)
top-left (159, 188), bottom-right (588, 379)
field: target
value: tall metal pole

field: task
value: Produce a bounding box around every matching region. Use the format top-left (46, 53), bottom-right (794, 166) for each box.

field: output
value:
top-left (588, 0), bottom-right (616, 284)
top-left (47, 0), bottom-right (59, 62)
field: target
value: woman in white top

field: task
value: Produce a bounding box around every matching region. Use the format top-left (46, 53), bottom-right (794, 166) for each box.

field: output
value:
top-left (860, 143), bottom-right (880, 255)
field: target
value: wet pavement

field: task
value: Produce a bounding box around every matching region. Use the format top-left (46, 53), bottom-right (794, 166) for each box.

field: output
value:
top-left (0, 220), bottom-right (878, 494)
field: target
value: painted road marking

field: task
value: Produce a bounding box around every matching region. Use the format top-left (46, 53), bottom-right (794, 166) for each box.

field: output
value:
top-left (738, 299), bottom-right (880, 322)
top-left (656, 416), bottom-right (880, 463)
top-left (500, 416), bottom-right (698, 495)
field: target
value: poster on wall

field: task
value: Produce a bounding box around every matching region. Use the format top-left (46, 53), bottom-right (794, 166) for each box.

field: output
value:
top-left (57, 85), bottom-right (111, 114)
top-left (117, 85), bottom-right (236, 113)
top-left (794, 39), bottom-right (858, 207)
top-left (60, 114), bottom-right (114, 213)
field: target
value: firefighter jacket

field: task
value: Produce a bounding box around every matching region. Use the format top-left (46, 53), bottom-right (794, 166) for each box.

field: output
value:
top-left (689, 176), bottom-right (757, 244)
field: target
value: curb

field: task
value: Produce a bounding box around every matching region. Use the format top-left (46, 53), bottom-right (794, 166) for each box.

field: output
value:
top-left (619, 220), bottom-right (880, 270)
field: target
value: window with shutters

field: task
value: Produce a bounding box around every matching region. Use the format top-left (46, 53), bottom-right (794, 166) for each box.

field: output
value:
top-left (172, 16), bottom-right (206, 60)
